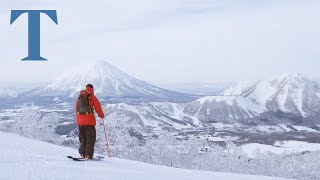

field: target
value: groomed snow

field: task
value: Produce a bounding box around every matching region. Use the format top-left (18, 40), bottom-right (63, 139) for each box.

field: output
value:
top-left (0, 132), bottom-right (290, 180)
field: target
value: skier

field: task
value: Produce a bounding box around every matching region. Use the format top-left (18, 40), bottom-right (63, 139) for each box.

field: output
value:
top-left (75, 84), bottom-right (105, 159)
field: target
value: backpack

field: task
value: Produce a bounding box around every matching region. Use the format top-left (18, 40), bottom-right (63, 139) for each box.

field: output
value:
top-left (76, 90), bottom-right (94, 115)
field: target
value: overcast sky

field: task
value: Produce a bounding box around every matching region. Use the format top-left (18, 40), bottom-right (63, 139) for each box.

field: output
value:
top-left (0, 0), bottom-right (319, 85)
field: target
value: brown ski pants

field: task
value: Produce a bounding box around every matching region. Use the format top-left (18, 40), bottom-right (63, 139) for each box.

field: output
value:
top-left (78, 126), bottom-right (96, 156)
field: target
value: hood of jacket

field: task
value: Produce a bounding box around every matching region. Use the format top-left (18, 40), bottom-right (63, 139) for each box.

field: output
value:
top-left (86, 86), bottom-right (94, 95)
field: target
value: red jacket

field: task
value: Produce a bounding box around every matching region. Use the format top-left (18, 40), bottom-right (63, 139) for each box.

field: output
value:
top-left (75, 86), bottom-right (105, 126)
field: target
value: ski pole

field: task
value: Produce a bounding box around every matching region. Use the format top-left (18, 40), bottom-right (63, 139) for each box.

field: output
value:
top-left (102, 118), bottom-right (111, 158)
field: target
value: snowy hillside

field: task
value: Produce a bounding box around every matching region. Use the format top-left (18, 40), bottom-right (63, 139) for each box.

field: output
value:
top-left (22, 61), bottom-right (196, 103)
top-left (0, 132), bottom-right (289, 180)
top-left (105, 102), bottom-right (202, 129)
top-left (183, 96), bottom-right (265, 123)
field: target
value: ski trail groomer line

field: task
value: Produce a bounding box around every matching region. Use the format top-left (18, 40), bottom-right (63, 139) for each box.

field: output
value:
top-left (75, 84), bottom-right (105, 159)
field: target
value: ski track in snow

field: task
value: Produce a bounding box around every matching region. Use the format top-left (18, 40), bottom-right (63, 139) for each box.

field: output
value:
top-left (0, 132), bottom-right (291, 180)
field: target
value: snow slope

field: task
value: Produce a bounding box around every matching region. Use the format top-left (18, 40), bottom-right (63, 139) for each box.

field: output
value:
top-left (183, 96), bottom-right (265, 122)
top-left (0, 132), bottom-right (290, 180)
top-left (105, 102), bottom-right (202, 129)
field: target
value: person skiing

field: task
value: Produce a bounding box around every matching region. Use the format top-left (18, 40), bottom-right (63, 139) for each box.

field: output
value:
top-left (75, 84), bottom-right (105, 159)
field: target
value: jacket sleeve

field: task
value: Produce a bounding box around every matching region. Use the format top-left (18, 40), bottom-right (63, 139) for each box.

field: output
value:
top-left (92, 95), bottom-right (105, 119)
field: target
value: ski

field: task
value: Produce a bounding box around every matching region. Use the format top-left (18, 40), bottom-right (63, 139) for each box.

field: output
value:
top-left (67, 155), bottom-right (105, 161)
top-left (67, 156), bottom-right (84, 161)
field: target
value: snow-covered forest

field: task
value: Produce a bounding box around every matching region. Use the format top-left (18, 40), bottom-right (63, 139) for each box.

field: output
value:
top-left (1, 108), bottom-right (319, 180)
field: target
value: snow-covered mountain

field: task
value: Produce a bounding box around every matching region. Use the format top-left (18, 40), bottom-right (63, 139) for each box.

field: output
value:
top-left (0, 131), bottom-right (289, 180)
top-left (105, 102), bottom-right (202, 129)
top-left (183, 96), bottom-right (265, 123)
top-left (20, 61), bottom-right (197, 103)
top-left (3, 71), bottom-right (320, 129)
top-left (178, 73), bottom-right (320, 124)
top-left (239, 73), bottom-right (320, 117)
